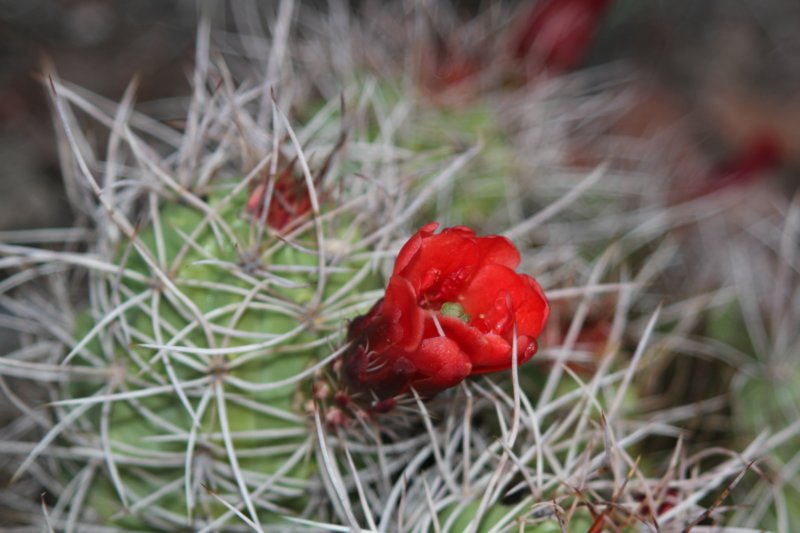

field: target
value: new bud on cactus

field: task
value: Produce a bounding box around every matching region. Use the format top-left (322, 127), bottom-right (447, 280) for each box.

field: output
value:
top-left (342, 223), bottom-right (550, 402)
top-left (245, 160), bottom-right (313, 230)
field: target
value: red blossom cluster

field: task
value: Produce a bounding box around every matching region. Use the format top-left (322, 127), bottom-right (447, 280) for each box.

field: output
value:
top-left (343, 223), bottom-right (550, 402)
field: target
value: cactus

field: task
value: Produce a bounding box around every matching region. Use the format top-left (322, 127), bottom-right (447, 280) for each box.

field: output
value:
top-left (2, 2), bottom-right (799, 532)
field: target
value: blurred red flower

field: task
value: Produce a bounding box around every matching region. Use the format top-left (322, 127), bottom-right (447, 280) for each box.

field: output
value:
top-left (512, 0), bottom-right (614, 74)
top-left (699, 131), bottom-right (783, 197)
top-left (344, 223), bottom-right (550, 399)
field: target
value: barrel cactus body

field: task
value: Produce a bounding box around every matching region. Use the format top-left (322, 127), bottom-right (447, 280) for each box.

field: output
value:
top-left (67, 186), bottom-right (373, 528)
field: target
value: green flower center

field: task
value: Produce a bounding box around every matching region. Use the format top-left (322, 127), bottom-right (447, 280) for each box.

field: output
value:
top-left (440, 302), bottom-right (470, 323)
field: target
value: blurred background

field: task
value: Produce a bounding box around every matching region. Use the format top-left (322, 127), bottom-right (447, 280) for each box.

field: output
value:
top-left (2, 0), bottom-right (798, 228)
top-left (0, 0), bottom-right (196, 233)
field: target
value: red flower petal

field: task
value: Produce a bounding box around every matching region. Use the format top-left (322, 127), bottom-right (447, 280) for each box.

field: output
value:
top-left (382, 277), bottom-right (425, 351)
top-left (404, 336), bottom-right (472, 394)
top-left (395, 226), bottom-right (480, 299)
top-left (393, 222), bottom-right (438, 275)
top-left (512, 0), bottom-right (613, 73)
top-left (460, 264), bottom-right (549, 339)
top-left (515, 274), bottom-right (550, 337)
top-left (349, 277), bottom-right (424, 355)
top-left (432, 315), bottom-right (512, 369)
top-left (461, 265), bottom-right (519, 331)
top-left (473, 234), bottom-right (521, 270)
top-left (393, 225), bottom-right (520, 305)
top-left (421, 314), bottom-right (539, 376)
top-left (470, 336), bottom-right (538, 374)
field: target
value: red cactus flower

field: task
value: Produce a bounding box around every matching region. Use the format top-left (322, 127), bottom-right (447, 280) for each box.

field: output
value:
top-left (246, 164), bottom-right (312, 230)
top-left (512, 0), bottom-right (614, 74)
top-left (344, 223), bottom-right (549, 400)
